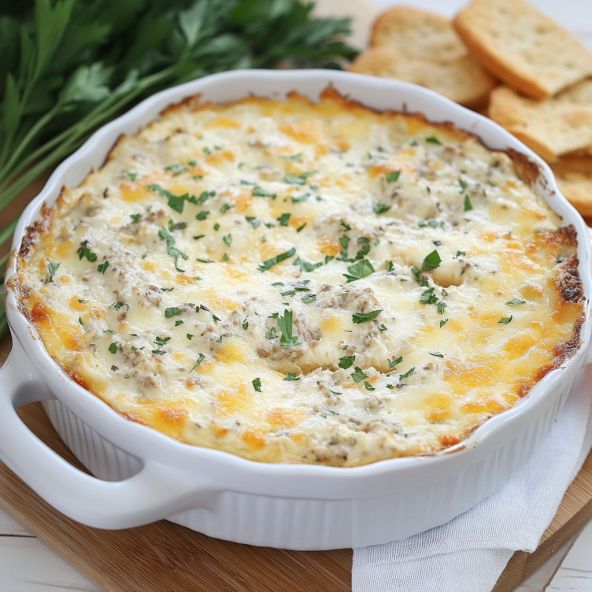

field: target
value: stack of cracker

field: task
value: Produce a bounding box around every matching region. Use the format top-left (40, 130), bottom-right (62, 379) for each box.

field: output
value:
top-left (349, 0), bottom-right (592, 217)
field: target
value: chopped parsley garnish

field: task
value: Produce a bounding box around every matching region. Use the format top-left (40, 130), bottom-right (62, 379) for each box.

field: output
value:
top-left (429, 352), bottom-right (444, 358)
top-left (196, 210), bottom-right (209, 221)
top-left (265, 327), bottom-right (277, 340)
top-left (343, 259), bottom-right (375, 283)
top-left (292, 257), bottom-right (323, 272)
top-left (220, 203), bottom-right (233, 214)
top-left (45, 261), bottom-right (60, 283)
top-left (283, 172), bottom-right (311, 185)
top-left (411, 266), bottom-right (429, 287)
top-left (425, 136), bottom-right (442, 145)
top-left (258, 246), bottom-right (296, 272)
top-left (284, 372), bottom-right (300, 381)
top-left (385, 260), bottom-right (394, 272)
top-left (186, 333), bottom-right (194, 340)
top-left (373, 202), bottom-right (391, 215)
top-left (190, 353), bottom-right (206, 372)
top-left (440, 318), bottom-right (448, 328)
top-left (291, 192), bottom-right (311, 203)
top-left (418, 219), bottom-right (445, 229)
top-left (130, 213), bottom-right (141, 223)
top-left (420, 287), bottom-right (438, 305)
top-left (338, 355), bottom-right (355, 369)
top-left (252, 185), bottom-right (276, 199)
top-left (222, 233), bottom-right (232, 247)
top-left (175, 320), bottom-right (183, 326)
top-left (455, 250), bottom-right (466, 258)
top-left (154, 336), bottom-right (170, 346)
top-left (280, 153), bottom-right (302, 161)
top-left (158, 227), bottom-right (188, 272)
top-left (364, 381), bottom-right (375, 391)
top-left (352, 309), bottom-right (382, 324)
top-left (97, 261), bottom-right (110, 274)
top-left (387, 356), bottom-right (403, 370)
top-left (213, 223), bottom-right (220, 231)
top-left (242, 319), bottom-right (249, 330)
top-left (506, 298), bottom-right (526, 306)
top-left (252, 377), bottom-right (262, 392)
top-left (108, 342), bottom-right (117, 354)
top-left (385, 170), bottom-right (401, 183)
top-left (246, 216), bottom-right (261, 228)
top-left (437, 301), bottom-right (447, 315)
top-left (458, 179), bottom-right (468, 193)
top-left (355, 236), bottom-right (371, 259)
top-left (165, 163), bottom-right (186, 176)
top-left (277, 213), bottom-right (291, 226)
top-left (351, 367), bottom-right (367, 383)
top-left (277, 309), bottom-right (300, 347)
top-left (77, 240), bottom-right (97, 262)
top-left (149, 183), bottom-right (192, 214)
top-left (498, 315), bottom-right (513, 324)
top-left (338, 235), bottom-right (350, 259)
top-left (164, 307), bottom-right (182, 318)
top-left (301, 293), bottom-right (316, 304)
top-left (422, 250), bottom-right (441, 270)
top-left (464, 194), bottom-right (473, 211)
top-left (399, 367), bottom-right (415, 381)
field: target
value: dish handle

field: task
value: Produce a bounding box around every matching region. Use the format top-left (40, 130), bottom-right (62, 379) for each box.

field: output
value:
top-left (0, 341), bottom-right (212, 529)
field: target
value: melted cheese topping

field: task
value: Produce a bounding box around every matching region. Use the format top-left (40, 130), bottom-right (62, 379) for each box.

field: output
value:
top-left (17, 89), bottom-right (583, 466)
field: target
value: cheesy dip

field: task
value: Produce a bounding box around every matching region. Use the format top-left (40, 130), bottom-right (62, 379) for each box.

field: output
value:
top-left (16, 88), bottom-right (584, 466)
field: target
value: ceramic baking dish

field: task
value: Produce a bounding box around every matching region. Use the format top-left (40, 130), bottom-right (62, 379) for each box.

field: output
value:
top-left (1, 70), bottom-right (591, 550)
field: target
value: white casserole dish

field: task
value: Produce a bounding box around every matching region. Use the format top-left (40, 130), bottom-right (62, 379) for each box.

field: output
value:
top-left (1, 70), bottom-right (591, 550)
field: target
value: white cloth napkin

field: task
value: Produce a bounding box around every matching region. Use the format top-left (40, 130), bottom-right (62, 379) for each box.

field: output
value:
top-left (353, 367), bottom-right (592, 592)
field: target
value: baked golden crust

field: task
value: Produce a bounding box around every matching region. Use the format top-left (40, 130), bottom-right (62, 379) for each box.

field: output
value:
top-left (16, 88), bottom-right (584, 466)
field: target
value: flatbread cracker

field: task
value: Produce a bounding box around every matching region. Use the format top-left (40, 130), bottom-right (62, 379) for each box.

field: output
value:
top-left (488, 86), bottom-right (592, 162)
top-left (370, 6), bottom-right (466, 62)
top-left (552, 156), bottom-right (592, 216)
top-left (454, 0), bottom-right (592, 99)
top-left (349, 46), bottom-right (496, 108)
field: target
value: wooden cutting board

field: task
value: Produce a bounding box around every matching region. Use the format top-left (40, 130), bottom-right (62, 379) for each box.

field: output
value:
top-left (0, 337), bottom-right (591, 592)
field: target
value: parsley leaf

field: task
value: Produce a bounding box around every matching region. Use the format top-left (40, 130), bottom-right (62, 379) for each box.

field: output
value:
top-left (399, 367), bottom-right (415, 381)
top-left (252, 377), bottom-right (262, 391)
top-left (258, 246), bottom-right (296, 272)
top-left (498, 315), bottom-right (513, 324)
top-left (425, 136), bottom-right (442, 145)
top-left (277, 212), bottom-right (291, 226)
top-left (45, 261), bottom-right (60, 283)
top-left (277, 309), bottom-right (300, 347)
top-left (165, 307), bottom-right (182, 318)
top-left (190, 353), bottom-right (206, 372)
top-left (158, 227), bottom-right (188, 272)
top-left (338, 355), bottom-right (355, 369)
top-left (352, 309), bottom-right (382, 324)
top-left (97, 260), bottom-right (109, 274)
top-left (373, 202), bottom-right (391, 215)
top-left (422, 250), bottom-right (441, 270)
top-left (343, 259), bottom-right (375, 283)
top-left (77, 240), bottom-right (97, 262)
top-left (284, 372), bottom-right (300, 381)
top-left (351, 367), bottom-right (367, 383)
top-left (385, 170), bottom-right (401, 183)
top-left (464, 194), bottom-right (473, 211)
top-left (506, 298), bottom-right (526, 306)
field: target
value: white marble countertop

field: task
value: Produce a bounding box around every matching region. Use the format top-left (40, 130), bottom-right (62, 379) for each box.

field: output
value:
top-left (1, 0), bottom-right (591, 590)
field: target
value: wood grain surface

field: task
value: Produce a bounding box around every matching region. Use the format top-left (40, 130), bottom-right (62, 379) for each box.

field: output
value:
top-left (0, 335), bottom-right (590, 592)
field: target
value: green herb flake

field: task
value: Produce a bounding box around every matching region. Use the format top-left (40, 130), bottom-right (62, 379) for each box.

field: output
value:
top-left (76, 240), bottom-right (97, 262)
top-left (130, 213), bottom-right (141, 223)
top-left (343, 259), bottom-right (375, 283)
top-left (338, 355), bottom-right (355, 369)
top-left (425, 136), bottom-right (442, 145)
top-left (373, 202), bottom-right (391, 215)
top-left (284, 372), bottom-right (300, 381)
top-left (277, 213), bottom-right (291, 226)
top-left (46, 261), bottom-right (61, 283)
top-left (97, 260), bottom-right (110, 274)
top-left (440, 318), bottom-right (448, 328)
top-left (418, 219), bottom-right (444, 229)
top-left (222, 233), bottom-right (232, 247)
top-left (385, 170), bottom-right (401, 183)
top-left (498, 315), bottom-right (513, 324)
top-left (399, 367), bottom-right (415, 381)
top-left (387, 356), bottom-right (403, 370)
top-left (108, 342), bottom-right (117, 354)
top-left (258, 246), bottom-right (296, 272)
top-left (301, 293), bottom-right (316, 304)
top-left (252, 377), bottom-right (262, 392)
top-left (506, 298), bottom-right (526, 306)
top-left (429, 352), bottom-right (444, 358)
top-left (364, 381), bottom-right (375, 391)
top-left (190, 353), bottom-right (206, 372)
top-left (165, 307), bottom-right (182, 318)
top-left (277, 309), bottom-right (300, 347)
top-left (196, 210), bottom-right (209, 221)
top-left (464, 194), bottom-right (473, 211)
top-left (385, 260), bottom-right (394, 272)
top-left (351, 367), bottom-right (367, 383)
top-left (422, 250), bottom-right (441, 270)
top-left (252, 185), bottom-right (276, 199)
top-left (283, 172), bottom-right (310, 185)
top-left (352, 309), bottom-right (382, 324)
top-left (158, 227), bottom-right (188, 272)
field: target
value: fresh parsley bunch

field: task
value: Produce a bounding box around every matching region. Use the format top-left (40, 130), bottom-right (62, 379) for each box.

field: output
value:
top-left (0, 0), bottom-right (356, 336)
